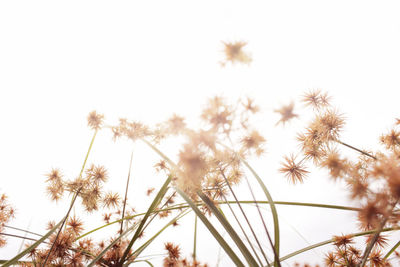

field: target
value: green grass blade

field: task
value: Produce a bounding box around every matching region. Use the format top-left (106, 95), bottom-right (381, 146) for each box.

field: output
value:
top-left (384, 239), bottom-right (400, 259)
top-left (176, 187), bottom-right (245, 267)
top-left (241, 158), bottom-right (280, 267)
top-left (197, 191), bottom-right (259, 266)
top-left (119, 175), bottom-right (172, 265)
top-left (76, 200), bottom-right (358, 241)
top-left (268, 227), bottom-right (399, 265)
top-left (193, 214), bottom-right (198, 260)
top-left (130, 260), bottom-right (154, 267)
top-left (2, 217), bottom-right (65, 267)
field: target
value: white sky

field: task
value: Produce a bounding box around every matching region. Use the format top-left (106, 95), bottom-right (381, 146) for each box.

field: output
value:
top-left (1, 1), bottom-right (400, 266)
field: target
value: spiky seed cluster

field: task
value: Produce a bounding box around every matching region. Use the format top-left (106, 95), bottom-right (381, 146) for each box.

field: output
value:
top-left (274, 102), bottom-right (298, 126)
top-left (45, 168), bottom-right (65, 202)
top-left (110, 96), bottom-right (264, 203)
top-left (279, 155), bottom-right (309, 184)
top-left (302, 89), bottom-right (331, 110)
top-left (87, 111), bottom-right (104, 130)
top-left (296, 91), bottom-right (400, 265)
top-left (163, 242), bottom-right (208, 267)
top-left (0, 194), bottom-right (14, 247)
top-left (221, 41), bottom-right (252, 65)
top-left (45, 164), bottom-right (121, 213)
top-left (28, 229), bottom-right (133, 266)
top-left (324, 234), bottom-right (391, 267)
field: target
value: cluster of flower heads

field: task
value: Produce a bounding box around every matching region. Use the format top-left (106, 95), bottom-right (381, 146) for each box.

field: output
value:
top-left (323, 234), bottom-right (398, 267)
top-left (28, 88), bottom-right (400, 266)
top-left (277, 89), bottom-right (400, 265)
top-left (279, 89), bottom-right (344, 184)
top-left (26, 218), bottom-right (133, 266)
top-left (0, 194), bottom-right (14, 247)
top-left (163, 242), bottom-right (208, 267)
top-left (45, 166), bottom-right (121, 213)
top-left (110, 96), bottom-right (265, 203)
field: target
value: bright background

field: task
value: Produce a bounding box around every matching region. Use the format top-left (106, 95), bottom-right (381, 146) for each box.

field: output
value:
top-left (1, 1), bottom-right (400, 266)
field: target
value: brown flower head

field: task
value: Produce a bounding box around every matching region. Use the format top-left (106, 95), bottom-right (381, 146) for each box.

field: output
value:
top-left (279, 154), bottom-right (309, 184)
top-left (240, 130), bottom-right (266, 156)
top-left (302, 89), bottom-right (331, 110)
top-left (67, 215), bottom-right (84, 235)
top-left (320, 149), bottom-right (348, 179)
top-left (380, 129), bottom-right (400, 150)
top-left (222, 41), bottom-right (252, 65)
top-left (87, 111), bottom-right (104, 130)
top-left (274, 102), bottom-right (298, 126)
top-left (102, 192), bottom-right (121, 209)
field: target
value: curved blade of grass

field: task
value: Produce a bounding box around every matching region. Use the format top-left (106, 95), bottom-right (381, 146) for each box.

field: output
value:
top-left (197, 191), bottom-right (259, 267)
top-left (2, 217), bottom-right (65, 267)
top-left (119, 175), bottom-right (172, 265)
top-left (77, 200), bottom-right (358, 241)
top-left (176, 187), bottom-right (245, 267)
top-left (268, 227), bottom-right (399, 265)
top-left (131, 260), bottom-right (154, 267)
top-left (241, 158), bottom-right (280, 267)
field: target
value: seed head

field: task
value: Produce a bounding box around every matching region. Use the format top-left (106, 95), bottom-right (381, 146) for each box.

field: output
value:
top-left (279, 154), bottom-right (309, 184)
top-left (87, 111), bottom-right (104, 130)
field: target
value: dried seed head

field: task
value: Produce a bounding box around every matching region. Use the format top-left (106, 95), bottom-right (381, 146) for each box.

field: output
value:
top-left (274, 102), bottom-right (298, 126)
top-left (279, 154), bottom-right (309, 184)
top-left (87, 111), bottom-right (104, 130)
top-left (222, 41), bottom-right (252, 65)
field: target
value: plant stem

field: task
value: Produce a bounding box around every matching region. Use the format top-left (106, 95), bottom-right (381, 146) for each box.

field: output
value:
top-left (337, 140), bottom-right (377, 160)
top-left (121, 149), bottom-right (134, 234)
top-left (220, 169), bottom-right (268, 265)
top-left (193, 214), bottom-right (198, 261)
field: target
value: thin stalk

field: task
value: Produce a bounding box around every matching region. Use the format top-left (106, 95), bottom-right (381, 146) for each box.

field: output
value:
top-left (118, 175), bottom-right (172, 266)
top-left (220, 193), bottom-right (266, 266)
top-left (268, 227), bottom-right (399, 265)
top-left (193, 214), bottom-right (198, 261)
top-left (358, 219), bottom-right (388, 266)
top-left (76, 200), bottom-right (359, 241)
top-left (5, 225), bottom-right (42, 237)
top-left (243, 173), bottom-right (278, 266)
top-left (176, 187), bottom-right (245, 267)
top-left (384, 240), bottom-right (400, 259)
top-left (240, 158), bottom-right (281, 267)
top-left (219, 169), bottom-right (269, 265)
top-left (121, 149), bottom-right (134, 234)
top-left (0, 233), bottom-right (47, 244)
top-left (198, 191), bottom-right (259, 266)
top-left (337, 140), bottom-right (377, 160)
